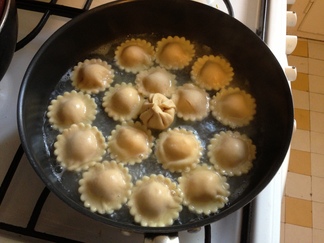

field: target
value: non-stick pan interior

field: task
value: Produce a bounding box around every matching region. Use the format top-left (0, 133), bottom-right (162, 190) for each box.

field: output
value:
top-left (18, 0), bottom-right (294, 233)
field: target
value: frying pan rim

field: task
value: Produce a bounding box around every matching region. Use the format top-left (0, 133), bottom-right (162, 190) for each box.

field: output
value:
top-left (17, 0), bottom-right (294, 234)
top-left (0, 0), bottom-right (11, 31)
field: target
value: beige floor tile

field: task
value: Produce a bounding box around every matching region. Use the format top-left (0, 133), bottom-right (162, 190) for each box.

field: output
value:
top-left (309, 58), bottom-right (324, 76)
top-left (309, 75), bottom-right (324, 94)
top-left (289, 149), bottom-right (311, 175)
top-left (311, 153), bottom-right (324, 178)
top-left (292, 90), bottom-right (310, 110)
top-left (310, 93), bottom-right (324, 113)
top-left (311, 131), bottom-right (324, 154)
top-left (313, 229), bottom-right (324, 243)
top-left (312, 176), bottom-right (324, 203)
top-left (284, 224), bottom-right (312, 243)
top-left (291, 73), bottom-right (309, 91)
top-left (295, 108), bottom-right (310, 130)
top-left (292, 39), bottom-right (308, 58)
top-left (285, 172), bottom-right (311, 200)
top-left (309, 40), bottom-right (324, 60)
top-left (288, 55), bottom-right (309, 74)
top-left (311, 111), bottom-right (324, 133)
top-left (313, 202), bottom-right (324, 230)
top-left (291, 129), bottom-right (310, 152)
top-left (286, 197), bottom-right (312, 227)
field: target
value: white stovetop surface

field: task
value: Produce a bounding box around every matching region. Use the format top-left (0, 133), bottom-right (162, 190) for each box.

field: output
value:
top-left (0, 0), bottom-right (290, 242)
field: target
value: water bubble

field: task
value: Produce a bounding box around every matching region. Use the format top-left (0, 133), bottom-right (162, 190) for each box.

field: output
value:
top-left (55, 165), bottom-right (64, 173)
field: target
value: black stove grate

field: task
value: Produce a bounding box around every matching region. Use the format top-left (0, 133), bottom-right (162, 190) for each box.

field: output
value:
top-left (0, 0), bottom-right (268, 242)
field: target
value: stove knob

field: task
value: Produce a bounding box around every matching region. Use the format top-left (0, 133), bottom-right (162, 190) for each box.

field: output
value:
top-left (285, 66), bottom-right (297, 81)
top-left (287, 11), bottom-right (297, 27)
top-left (286, 35), bottom-right (298, 55)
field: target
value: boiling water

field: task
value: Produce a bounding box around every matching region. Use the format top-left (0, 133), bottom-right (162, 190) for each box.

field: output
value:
top-left (42, 33), bottom-right (257, 226)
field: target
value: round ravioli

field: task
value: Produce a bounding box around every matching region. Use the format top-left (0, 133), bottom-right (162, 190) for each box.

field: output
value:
top-left (135, 66), bottom-right (177, 97)
top-left (210, 87), bottom-right (256, 128)
top-left (102, 83), bottom-right (144, 121)
top-left (178, 165), bottom-right (230, 215)
top-left (107, 121), bottom-right (154, 164)
top-left (191, 55), bottom-right (234, 91)
top-left (139, 93), bottom-right (176, 130)
top-left (78, 161), bottom-right (132, 214)
top-left (207, 131), bottom-right (256, 176)
top-left (155, 128), bottom-right (202, 173)
top-left (71, 58), bottom-right (114, 93)
top-left (155, 36), bottom-right (195, 70)
top-left (54, 123), bottom-right (106, 171)
top-left (172, 83), bottom-right (210, 121)
top-left (47, 91), bottom-right (97, 131)
top-left (128, 174), bottom-right (183, 227)
top-left (115, 38), bottom-right (155, 73)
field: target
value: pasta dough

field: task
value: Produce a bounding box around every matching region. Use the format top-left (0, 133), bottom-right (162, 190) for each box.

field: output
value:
top-left (139, 93), bottom-right (176, 130)
top-left (172, 83), bottom-right (210, 121)
top-left (155, 36), bottom-right (195, 70)
top-left (107, 121), bottom-right (154, 164)
top-left (128, 174), bottom-right (183, 227)
top-left (207, 131), bottom-right (256, 176)
top-left (54, 123), bottom-right (106, 171)
top-left (191, 55), bottom-right (234, 90)
top-left (47, 91), bottom-right (97, 131)
top-left (210, 87), bottom-right (256, 128)
top-left (135, 67), bottom-right (177, 97)
top-left (71, 58), bottom-right (114, 93)
top-left (102, 83), bottom-right (144, 121)
top-left (155, 128), bottom-right (202, 172)
top-left (178, 165), bottom-right (230, 215)
top-left (115, 38), bottom-right (155, 73)
top-left (78, 161), bottom-right (132, 214)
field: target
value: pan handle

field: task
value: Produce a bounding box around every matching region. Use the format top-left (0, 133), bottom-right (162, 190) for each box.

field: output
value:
top-left (144, 234), bottom-right (179, 243)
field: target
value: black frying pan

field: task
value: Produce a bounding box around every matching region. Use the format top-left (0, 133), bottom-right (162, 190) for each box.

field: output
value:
top-left (17, 0), bottom-right (294, 237)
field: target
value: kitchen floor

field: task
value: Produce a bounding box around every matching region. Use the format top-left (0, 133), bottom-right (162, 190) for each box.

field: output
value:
top-left (280, 38), bottom-right (324, 243)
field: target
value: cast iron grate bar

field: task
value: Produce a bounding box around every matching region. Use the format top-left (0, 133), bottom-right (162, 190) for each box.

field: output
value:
top-left (26, 187), bottom-right (51, 230)
top-left (16, 0), bottom-right (93, 18)
top-left (0, 144), bottom-right (24, 205)
top-left (0, 222), bottom-right (82, 243)
top-left (15, 0), bottom-right (93, 51)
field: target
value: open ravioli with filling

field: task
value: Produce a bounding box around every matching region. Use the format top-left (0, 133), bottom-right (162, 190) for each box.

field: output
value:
top-left (128, 174), bottom-right (183, 227)
top-left (135, 66), bottom-right (177, 97)
top-left (155, 36), bottom-right (195, 70)
top-left (207, 131), bottom-right (256, 176)
top-left (210, 87), bottom-right (256, 128)
top-left (178, 164), bottom-right (230, 215)
top-left (107, 121), bottom-right (154, 164)
top-left (54, 123), bottom-right (106, 171)
top-left (115, 38), bottom-right (155, 73)
top-left (71, 58), bottom-right (114, 93)
top-left (172, 83), bottom-right (210, 121)
top-left (191, 55), bottom-right (234, 91)
top-left (47, 91), bottom-right (97, 131)
top-left (102, 83), bottom-right (144, 121)
top-left (78, 161), bottom-right (132, 214)
top-left (155, 128), bottom-right (202, 173)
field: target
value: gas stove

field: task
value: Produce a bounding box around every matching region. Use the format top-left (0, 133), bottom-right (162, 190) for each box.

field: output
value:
top-left (0, 0), bottom-right (297, 242)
